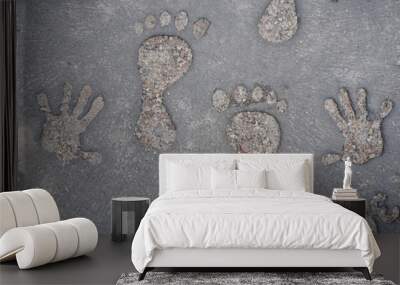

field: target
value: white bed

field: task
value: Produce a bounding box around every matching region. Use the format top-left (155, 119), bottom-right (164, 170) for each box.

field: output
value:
top-left (131, 153), bottom-right (380, 280)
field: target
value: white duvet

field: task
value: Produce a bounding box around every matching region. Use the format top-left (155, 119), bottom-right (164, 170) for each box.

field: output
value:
top-left (131, 190), bottom-right (380, 273)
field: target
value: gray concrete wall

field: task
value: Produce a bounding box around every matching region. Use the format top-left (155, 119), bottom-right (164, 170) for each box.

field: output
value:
top-left (16, 0), bottom-right (400, 233)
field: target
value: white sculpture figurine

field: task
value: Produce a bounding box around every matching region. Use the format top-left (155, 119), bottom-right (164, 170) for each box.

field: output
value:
top-left (343, 157), bottom-right (352, 190)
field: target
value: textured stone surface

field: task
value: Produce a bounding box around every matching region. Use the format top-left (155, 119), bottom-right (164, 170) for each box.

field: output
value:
top-left (16, 0), bottom-right (400, 233)
top-left (135, 36), bottom-right (193, 151)
top-left (323, 88), bottom-right (393, 165)
top-left (192, 18), bottom-right (210, 40)
top-left (370, 193), bottom-right (400, 225)
top-left (212, 89), bottom-right (230, 112)
top-left (258, 0), bottom-right (298, 43)
top-left (231, 85), bottom-right (249, 105)
top-left (37, 82), bottom-right (104, 164)
top-left (175, 10), bottom-right (188, 32)
top-left (159, 11), bottom-right (171, 27)
top-left (226, 112), bottom-right (280, 153)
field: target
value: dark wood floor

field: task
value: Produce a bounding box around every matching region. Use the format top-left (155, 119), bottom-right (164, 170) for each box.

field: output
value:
top-left (1, 234), bottom-right (399, 285)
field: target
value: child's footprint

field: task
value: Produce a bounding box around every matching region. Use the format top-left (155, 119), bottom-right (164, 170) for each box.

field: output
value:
top-left (134, 11), bottom-right (211, 151)
top-left (212, 84), bottom-right (288, 153)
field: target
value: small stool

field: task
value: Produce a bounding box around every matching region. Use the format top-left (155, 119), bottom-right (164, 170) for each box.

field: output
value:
top-left (111, 197), bottom-right (150, 242)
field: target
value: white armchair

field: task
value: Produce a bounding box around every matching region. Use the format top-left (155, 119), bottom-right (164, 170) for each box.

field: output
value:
top-left (0, 189), bottom-right (98, 269)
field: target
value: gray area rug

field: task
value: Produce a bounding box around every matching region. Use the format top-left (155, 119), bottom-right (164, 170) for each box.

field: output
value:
top-left (116, 272), bottom-right (396, 285)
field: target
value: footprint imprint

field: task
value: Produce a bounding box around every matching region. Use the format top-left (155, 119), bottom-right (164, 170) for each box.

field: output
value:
top-left (134, 10), bottom-right (211, 151)
top-left (212, 84), bottom-right (288, 153)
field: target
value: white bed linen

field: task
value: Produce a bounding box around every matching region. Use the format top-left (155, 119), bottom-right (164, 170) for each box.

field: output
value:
top-left (131, 190), bottom-right (380, 273)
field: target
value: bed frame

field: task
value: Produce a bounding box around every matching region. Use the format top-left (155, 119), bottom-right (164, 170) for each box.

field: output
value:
top-left (139, 153), bottom-right (371, 280)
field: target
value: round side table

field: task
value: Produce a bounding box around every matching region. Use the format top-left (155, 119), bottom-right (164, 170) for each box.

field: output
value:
top-left (111, 197), bottom-right (150, 242)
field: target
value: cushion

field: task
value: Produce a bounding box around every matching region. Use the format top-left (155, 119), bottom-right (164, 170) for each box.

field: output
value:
top-left (238, 159), bottom-right (307, 191)
top-left (167, 162), bottom-right (211, 191)
top-left (0, 191), bottom-right (39, 227)
top-left (236, 169), bottom-right (267, 189)
top-left (211, 168), bottom-right (237, 190)
top-left (0, 196), bottom-right (16, 237)
top-left (166, 159), bottom-right (236, 192)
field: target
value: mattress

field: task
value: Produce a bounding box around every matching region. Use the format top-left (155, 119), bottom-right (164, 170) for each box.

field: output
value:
top-left (131, 189), bottom-right (380, 273)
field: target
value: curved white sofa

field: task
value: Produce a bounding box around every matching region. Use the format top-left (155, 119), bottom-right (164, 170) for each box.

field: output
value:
top-left (0, 189), bottom-right (98, 269)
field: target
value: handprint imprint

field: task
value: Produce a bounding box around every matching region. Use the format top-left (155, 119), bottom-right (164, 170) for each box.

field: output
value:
top-left (134, 11), bottom-right (210, 151)
top-left (322, 88), bottom-right (393, 165)
top-left (37, 82), bottom-right (105, 164)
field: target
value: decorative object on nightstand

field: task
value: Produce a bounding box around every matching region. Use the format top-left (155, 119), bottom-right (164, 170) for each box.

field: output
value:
top-left (332, 188), bottom-right (359, 200)
top-left (343, 157), bottom-right (352, 190)
top-left (332, 157), bottom-right (359, 200)
top-left (332, 198), bottom-right (366, 218)
top-left (111, 197), bottom-right (150, 242)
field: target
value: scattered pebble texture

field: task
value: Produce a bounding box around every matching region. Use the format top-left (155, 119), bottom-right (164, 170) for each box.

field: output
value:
top-left (37, 82), bottom-right (104, 165)
top-left (16, 0), bottom-right (400, 233)
top-left (258, 0), bottom-right (298, 43)
top-left (323, 88), bottom-right (393, 165)
top-left (226, 112), bottom-right (281, 153)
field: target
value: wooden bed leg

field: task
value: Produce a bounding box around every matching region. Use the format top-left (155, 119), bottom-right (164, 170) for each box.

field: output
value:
top-left (354, 267), bottom-right (371, 280)
top-left (138, 268), bottom-right (148, 281)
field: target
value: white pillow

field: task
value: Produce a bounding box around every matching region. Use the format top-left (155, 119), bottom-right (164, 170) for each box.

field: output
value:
top-left (167, 162), bottom-right (211, 191)
top-left (236, 169), bottom-right (267, 189)
top-left (211, 168), bottom-right (237, 191)
top-left (238, 159), bottom-right (307, 191)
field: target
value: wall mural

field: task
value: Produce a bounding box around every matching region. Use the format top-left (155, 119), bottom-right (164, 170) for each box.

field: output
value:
top-left (321, 88), bottom-right (393, 165)
top-left (18, 1), bottom-right (400, 233)
top-left (212, 84), bottom-right (287, 153)
top-left (258, 0), bottom-right (298, 43)
top-left (134, 11), bottom-right (210, 151)
top-left (37, 83), bottom-right (104, 164)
